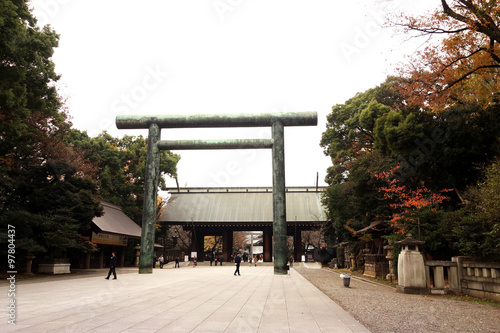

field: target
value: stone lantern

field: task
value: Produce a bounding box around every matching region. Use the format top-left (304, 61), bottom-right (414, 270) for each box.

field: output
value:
top-left (384, 244), bottom-right (396, 282)
top-left (396, 233), bottom-right (428, 294)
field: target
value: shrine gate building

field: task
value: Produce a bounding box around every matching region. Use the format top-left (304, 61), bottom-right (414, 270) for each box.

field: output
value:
top-left (160, 186), bottom-right (327, 262)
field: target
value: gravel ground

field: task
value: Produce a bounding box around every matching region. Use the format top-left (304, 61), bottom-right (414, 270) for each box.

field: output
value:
top-left (294, 266), bottom-right (500, 333)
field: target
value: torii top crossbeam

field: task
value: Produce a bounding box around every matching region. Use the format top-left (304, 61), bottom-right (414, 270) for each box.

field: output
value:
top-left (116, 112), bottom-right (317, 129)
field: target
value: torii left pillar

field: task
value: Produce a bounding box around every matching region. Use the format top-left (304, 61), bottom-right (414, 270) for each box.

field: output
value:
top-left (116, 112), bottom-right (317, 274)
top-left (139, 123), bottom-right (161, 273)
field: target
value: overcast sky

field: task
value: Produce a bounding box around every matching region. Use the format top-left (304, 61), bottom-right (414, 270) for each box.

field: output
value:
top-left (31, 0), bottom-right (438, 189)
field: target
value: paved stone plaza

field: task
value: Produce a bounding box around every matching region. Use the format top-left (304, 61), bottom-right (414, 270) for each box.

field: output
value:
top-left (1, 264), bottom-right (370, 332)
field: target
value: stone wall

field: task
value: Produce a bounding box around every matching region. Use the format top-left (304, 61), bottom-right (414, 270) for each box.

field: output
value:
top-left (425, 257), bottom-right (500, 301)
top-left (38, 263), bottom-right (71, 274)
top-left (460, 260), bottom-right (500, 302)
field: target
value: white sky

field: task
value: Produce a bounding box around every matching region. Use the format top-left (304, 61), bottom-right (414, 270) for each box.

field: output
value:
top-left (31, 0), bottom-right (438, 189)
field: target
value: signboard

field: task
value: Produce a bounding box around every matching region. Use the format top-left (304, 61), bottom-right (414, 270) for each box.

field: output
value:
top-left (91, 232), bottom-right (128, 246)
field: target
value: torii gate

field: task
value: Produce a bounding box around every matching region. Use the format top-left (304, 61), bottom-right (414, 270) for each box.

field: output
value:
top-left (116, 112), bottom-right (317, 275)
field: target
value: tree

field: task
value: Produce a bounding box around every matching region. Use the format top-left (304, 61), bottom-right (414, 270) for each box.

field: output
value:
top-left (167, 225), bottom-right (191, 252)
top-left (66, 130), bottom-right (180, 224)
top-left (372, 166), bottom-right (451, 239)
top-left (232, 232), bottom-right (249, 253)
top-left (0, 1), bottom-right (102, 266)
top-left (392, 0), bottom-right (500, 108)
top-left (320, 79), bottom-right (396, 184)
top-left (4, 160), bottom-right (101, 258)
top-left (320, 79), bottom-right (405, 244)
top-left (374, 102), bottom-right (500, 191)
top-left (204, 236), bottom-right (223, 253)
top-left (452, 158), bottom-right (500, 260)
top-left (320, 78), bottom-right (500, 258)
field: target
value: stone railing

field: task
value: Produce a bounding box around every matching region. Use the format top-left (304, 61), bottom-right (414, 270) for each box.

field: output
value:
top-left (425, 257), bottom-right (500, 301)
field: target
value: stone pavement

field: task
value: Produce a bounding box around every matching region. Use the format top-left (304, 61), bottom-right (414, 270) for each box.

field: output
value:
top-left (1, 263), bottom-right (370, 333)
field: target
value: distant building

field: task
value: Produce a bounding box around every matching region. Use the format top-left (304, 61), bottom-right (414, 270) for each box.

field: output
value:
top-left (161, 187), bottom-right (327, 262)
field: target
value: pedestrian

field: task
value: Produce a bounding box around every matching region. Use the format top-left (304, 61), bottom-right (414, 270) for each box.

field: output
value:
top-left (234, 253), bottom-right (241, 276)
top-left (289, 255), bottom-right (294, 268)
top-left (249, 256), bottom-right (253, 267)
top-left (175, 256), bottom-right (180, 268)
top-left (105, 252), bottom-right (117, 280)
top-left (193, 257), bottom-right (197, 267)
top-left (253, 255), bottom-right (258, 267)
top-left (159, 255), bottom-right (164, 269)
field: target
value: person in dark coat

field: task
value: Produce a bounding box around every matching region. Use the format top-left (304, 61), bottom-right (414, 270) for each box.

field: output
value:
top-left (175, 256), bottom-right (180, 268)
top-left (234, 253), bottom-right (241, 276)
top-left (105, 252), bottom-right (117, 280)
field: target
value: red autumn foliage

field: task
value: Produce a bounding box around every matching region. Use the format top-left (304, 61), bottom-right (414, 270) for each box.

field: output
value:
top-left (372, 166), bottom-right (452, 236)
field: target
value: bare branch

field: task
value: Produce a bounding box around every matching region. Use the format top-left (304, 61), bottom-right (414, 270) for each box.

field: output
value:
top-left (447, 64), bottom-right (500, 89)
top-left (443, 0), bottom-right (500, 44)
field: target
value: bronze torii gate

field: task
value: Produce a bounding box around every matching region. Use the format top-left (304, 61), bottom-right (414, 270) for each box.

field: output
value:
top-left (116, 112), bottom-right (317, 275)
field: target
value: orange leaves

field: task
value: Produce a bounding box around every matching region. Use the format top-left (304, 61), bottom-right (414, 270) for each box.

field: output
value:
top-left (390, 0), bottom-right (500, 110)
top-left (374, 166), bottom-right (451, 234)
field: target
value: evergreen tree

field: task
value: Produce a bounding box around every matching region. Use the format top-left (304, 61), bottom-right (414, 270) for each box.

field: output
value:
top-left (0, 1), bottom-right (101, 267)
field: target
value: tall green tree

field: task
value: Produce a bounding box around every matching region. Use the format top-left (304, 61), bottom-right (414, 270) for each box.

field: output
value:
top-left (374, 103), bottom-right (500, 191)
top-left (66, 130), bottom-right (180, 224)
top-left (0, 1), bottom-right (102, 265)
top-left (320, 79), bottom-right (399, 245)
top-left (452, 158), bottom-right (500, 261)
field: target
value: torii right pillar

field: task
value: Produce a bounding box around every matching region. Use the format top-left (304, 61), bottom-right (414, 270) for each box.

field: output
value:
top-left (272, 120), bottom-right (287, 275)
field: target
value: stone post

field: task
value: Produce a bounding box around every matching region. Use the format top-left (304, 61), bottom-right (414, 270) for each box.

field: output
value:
top-left (396, 233), bottom-right (428, 294)
top-left (24, 255), bottom-right (36, 275)
top-left (84, 253), bottom-right (91, 269)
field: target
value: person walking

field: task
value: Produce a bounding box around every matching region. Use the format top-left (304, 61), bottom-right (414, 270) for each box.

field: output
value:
top-left (248, 256), bottom-right (253, 267)
top-left (234, 253), bottom-right (241, 276)
top-left (159, 255), bottom-right (164, 269)
top-left (253, 256), bottom-right (258, 267)
top-left (105, 252), bottom-right (117, 280)
top-left (289, 255), bottom-right (294, 268)
top-left (175, 256), bottom-right (180, 268)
